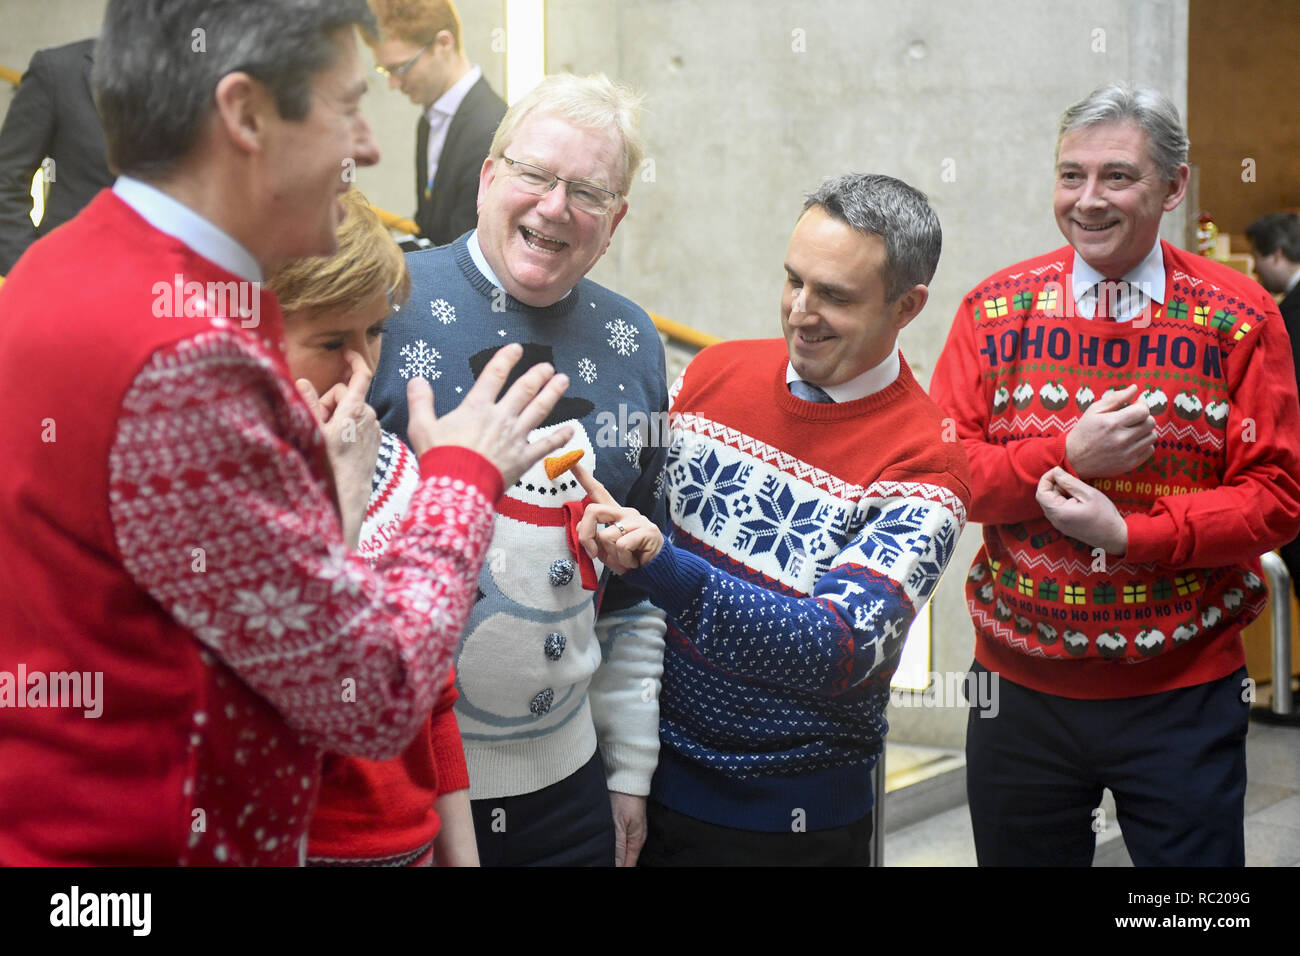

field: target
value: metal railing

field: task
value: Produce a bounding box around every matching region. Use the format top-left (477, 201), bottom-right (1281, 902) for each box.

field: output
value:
top-left (1257, 552), bottom-right (1297, 723)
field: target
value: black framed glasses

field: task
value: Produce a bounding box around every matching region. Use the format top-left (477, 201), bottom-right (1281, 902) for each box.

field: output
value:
top-left (500, 156), bottom-right (622, 215)
top-left (375, 42), bottom-right (430, 79)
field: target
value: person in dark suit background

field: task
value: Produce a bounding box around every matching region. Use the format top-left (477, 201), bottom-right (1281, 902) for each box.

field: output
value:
top-left (1246, 211), bottom-right (1300, 599)
top-left (0, 38), bottom-right (114, 275)
top-left (367, 0), bottom-right (506, 246)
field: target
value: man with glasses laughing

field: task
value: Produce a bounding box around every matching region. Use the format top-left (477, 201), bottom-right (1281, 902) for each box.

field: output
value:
top-left (367, 0), bottom-right (506, 245)
top-left (368, 72), bottom-right (669, 867)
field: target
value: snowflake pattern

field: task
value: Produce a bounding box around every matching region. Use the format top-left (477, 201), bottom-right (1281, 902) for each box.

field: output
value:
top-left (902, 517), bottom-right (957, 599)
top-left (732, 474), bottom-right (850, 575)
top-left (429, 298), bottom-right (456, 325)
top-left (653, 467), bottom-right (668, 502)
top-left (229, 583), bottom-right (314, 638)
top-left (671, 446), bottom-right (753, 537)
top-left (853, 502), bottom-right (936, 572)
top-left (399, 340), bottom-right (441, 381)
top-left (625, 426), bottom-right (643, 465)
top-left (577, 357), bottom-right (597, 384)
top-left (605, 318), bottom-right (640, 356)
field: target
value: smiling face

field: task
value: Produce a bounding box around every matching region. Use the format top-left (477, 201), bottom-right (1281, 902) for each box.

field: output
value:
top-left (780, 205), bottom-right (921, 388)
top-left (283, 290), bottom-right (388, 396)
top-left (1053, 120), bottom-right (1188, 278)
top-left (475, 111), bottom-right (628, 308)
top-left (262, 28), bottom-right (380, 269)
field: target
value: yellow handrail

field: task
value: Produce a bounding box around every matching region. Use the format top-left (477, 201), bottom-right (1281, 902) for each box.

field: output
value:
top-left (650, 313), bottom-right (721, 350)
top-left (0, 65), bottom-right (21, 87)
top-left (369, 204), bottom-right (419, 237)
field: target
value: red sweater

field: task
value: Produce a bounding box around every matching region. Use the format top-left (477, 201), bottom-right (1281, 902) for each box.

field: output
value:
top-left (308, 433), bottom-right (471, 866)
top-left (0, 192), bottom-right (500, 864)
top-left (931, 241), bottom-right (1300, 698)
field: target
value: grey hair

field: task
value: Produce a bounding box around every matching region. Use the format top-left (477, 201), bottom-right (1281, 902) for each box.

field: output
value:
top-left (490, 73), bottom-right (645, 196)
top-left (801, 173), bottom-right (942, 302)
top-left (94, 0), bottom-right (377, 178)
top-left (1057, 84), bottom-right (1189, 180)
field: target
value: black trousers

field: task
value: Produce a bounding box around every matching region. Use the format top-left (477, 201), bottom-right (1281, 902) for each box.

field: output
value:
top-left (639, 798), bottom-right (874, 866)
top-left (966, 661), bottom-right (1249, 866)
top-left (470, 752), bottom-right (615, 866)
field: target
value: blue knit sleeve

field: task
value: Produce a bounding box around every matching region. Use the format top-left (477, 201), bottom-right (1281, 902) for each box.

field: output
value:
top-left (624, 497), bottom-right (963, 695)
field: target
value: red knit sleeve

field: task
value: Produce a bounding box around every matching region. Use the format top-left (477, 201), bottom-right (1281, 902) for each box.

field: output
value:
top-left (1124, 308), bottom-right (1300, 565)
top-left (429, 667), bottom-right (470, 795)
top-left (930, 296), bottom-right (1070, 524)
top-left (109, 333), bottom-right (503, 760)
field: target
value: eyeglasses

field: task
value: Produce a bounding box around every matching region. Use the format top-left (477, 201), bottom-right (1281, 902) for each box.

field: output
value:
top-left (500, 156), bottom-right (622, 215)
top-left (375, 42), bottom-right (430, 79)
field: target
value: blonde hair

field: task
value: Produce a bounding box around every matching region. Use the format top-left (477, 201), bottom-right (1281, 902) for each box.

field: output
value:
top-left (490, 73), bottom-right (645, 195)
top-left (267, 188), bottom-right (410, 316)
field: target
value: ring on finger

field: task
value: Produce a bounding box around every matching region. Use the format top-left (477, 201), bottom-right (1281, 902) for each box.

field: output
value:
top-left (614, 522), bottom-right (627, 535)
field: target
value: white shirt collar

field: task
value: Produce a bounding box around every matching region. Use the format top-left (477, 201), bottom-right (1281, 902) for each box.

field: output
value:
top-left (1070, 240), bottom-right (1165, 322)
top-left (1285, 268), bottom-right (1300, 296)
top-left (467, 229), bottom-right (574, 303)
top-left (113, 176), bottom-right (262, 282)
top-left (785, 349), bottom-right (901, 403)
top-left (425, 64), bottom-right (481, 126)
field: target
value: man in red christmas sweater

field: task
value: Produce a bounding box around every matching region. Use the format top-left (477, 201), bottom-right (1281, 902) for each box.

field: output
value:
top-left (931, 84), bottom-right (1300, 866)
top-left (0, 0), bottom-right (572, 866)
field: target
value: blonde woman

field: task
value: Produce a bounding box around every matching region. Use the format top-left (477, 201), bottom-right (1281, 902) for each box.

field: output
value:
top-left (270, 188), bottom-right (496, 866)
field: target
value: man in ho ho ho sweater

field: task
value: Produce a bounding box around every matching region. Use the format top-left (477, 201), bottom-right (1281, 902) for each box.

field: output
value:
top-left (577, 173), bottom-right (972, 866)
top-left (930, 83), bottom-right (1300, 866)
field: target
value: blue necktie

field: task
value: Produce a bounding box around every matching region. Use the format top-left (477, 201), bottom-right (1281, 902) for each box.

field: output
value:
top-left (788, 379), bottom-right (834, 403)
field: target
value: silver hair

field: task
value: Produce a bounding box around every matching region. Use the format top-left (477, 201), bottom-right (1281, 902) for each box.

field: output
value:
top-left (490, 73), bottom-right (645, 196)
top-left (802, 173), bottom-right (942, 302)
top-left (1057, 84), bottom-right (1189, 180)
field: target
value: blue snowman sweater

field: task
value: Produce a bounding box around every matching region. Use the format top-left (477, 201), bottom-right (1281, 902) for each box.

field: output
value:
top-left (368, 233), bottom-right (669, 801)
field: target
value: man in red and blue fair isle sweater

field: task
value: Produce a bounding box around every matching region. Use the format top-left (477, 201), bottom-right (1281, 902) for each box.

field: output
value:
top-left (582, 174), bottom-right (971, 866)
top-left (0, 0), bottom-right (571, 866)
top-left (930, 84), bottom-right (1300, 866)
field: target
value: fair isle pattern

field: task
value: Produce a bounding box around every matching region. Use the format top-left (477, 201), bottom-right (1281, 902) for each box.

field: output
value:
top-left (358, 431), bottom-right (419, 564)
top-left (990, 414), bottom-right (1225, 453)
top-left (108, 332), bottom-right (496, 866)
top-left (672, 411), bottom-right (968, 524)
top-left (648, 418), bottom-right (964, 771)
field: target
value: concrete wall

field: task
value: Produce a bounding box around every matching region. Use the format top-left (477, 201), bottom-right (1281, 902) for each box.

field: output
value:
top-left (0, 0), bottom-right (1190, 747)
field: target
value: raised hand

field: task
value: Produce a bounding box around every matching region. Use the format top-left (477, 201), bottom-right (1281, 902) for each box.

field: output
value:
top-left (297, 350), bottom-right (380, 548)
top-left (573, 462), bottom-right (663, 573)
top-left (405, 343), bottom-right (574, 488)
top-left (1065, 384), bottom-right (1156, 478)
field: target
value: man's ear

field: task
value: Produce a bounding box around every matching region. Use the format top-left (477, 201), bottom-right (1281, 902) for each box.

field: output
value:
top-left (602, 200), bottom-right (629, 253)
top-left (893, 283), bottom-right (930, 332)
top-left (477, 156), bottom-right (496, 210)
top-left (433, 28), bottom-right (456, 55)
top-left (212, 72), bottom-right (267, 155)
top-left (1163, 162), bottom-right (1191, 212)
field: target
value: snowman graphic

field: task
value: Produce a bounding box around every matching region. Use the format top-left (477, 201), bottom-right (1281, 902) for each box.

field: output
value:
top-left (452, 344), bottom-right (610, 739)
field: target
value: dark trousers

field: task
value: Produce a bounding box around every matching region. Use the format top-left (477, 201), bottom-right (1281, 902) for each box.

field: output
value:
top-left (639, 798), bottom-right (874, 866)
top-left (470, 752), bottom-right (615, 866)
top-left (966, 661), bottom-right (1249, 866)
